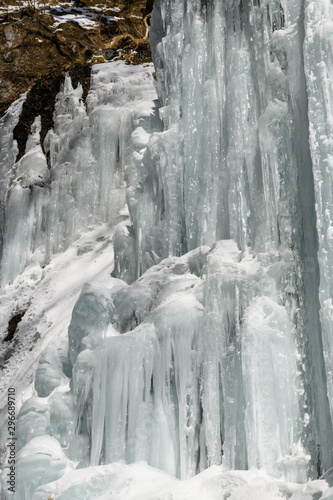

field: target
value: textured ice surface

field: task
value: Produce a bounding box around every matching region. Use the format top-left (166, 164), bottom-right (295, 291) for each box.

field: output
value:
top-left (0, 93), bottom-right (27, 270)
top-left (114, 0), bottom-right (333, 476)
top-left (304, 0), bottom-right (333, 435)
top-left (2, 0), bottom-right (333, 497)
top-left (4, 245), bottom-right (311, 499)
top-left (0, 61), bottom-right (157, 286)
top-left (15, 436), bottom-right (68, 500)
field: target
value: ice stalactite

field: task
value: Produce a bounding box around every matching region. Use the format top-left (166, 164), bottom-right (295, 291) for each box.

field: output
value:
top-left (304, 0), bottom-right (333, 453)
top-left (115, 0), bottom-right (333, 476)
top-left (21, 241), bottom-right (308, 487)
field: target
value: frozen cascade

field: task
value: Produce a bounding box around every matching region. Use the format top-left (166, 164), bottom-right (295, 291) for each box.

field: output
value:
top-left (0, 62), bottom-right (158, 286)
top-left (304, 0), bottom-right (333, 440)
top-left (0, 94), bottom-right (27, 279)
top-left (12, 244), bottom-right (311, 497)
top-left (2, 0), bottom-right (333, 498)
top-left (116, 0), bottom-right (333, 477)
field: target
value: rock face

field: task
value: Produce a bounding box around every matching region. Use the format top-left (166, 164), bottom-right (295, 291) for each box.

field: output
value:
top-left (0, 0), bottom-right (153, 117)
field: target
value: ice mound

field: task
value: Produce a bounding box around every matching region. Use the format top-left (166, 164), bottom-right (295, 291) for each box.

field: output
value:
top-left (16, 436), bottom-right (68, 500)
top-left (35, 345), bottom-right (69, 398)
top-left (22, 463), bottom-right (331, 500)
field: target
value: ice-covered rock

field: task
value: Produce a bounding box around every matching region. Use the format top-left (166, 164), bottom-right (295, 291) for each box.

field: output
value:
top-left (13, 244), bottom-right (308, 491)
top-left (16, 398), bottom-right (51, 452)
top-left (110, 0), bottom-right (333, 477)
top-left (3, 0), bottom-right (333, 496)
top-left (34, 344), bottom-right (69, 397)
top-left (0, 62), bottom-right (157, 287)
top-left (68, 282), bottom-right (113, 366)
top-left (15, 436), bottom-right (68, 500)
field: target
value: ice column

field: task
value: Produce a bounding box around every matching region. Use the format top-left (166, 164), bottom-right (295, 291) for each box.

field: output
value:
top-left (126, 0), bottom-right (333, 475)
top-left (304, 0), bottom-right (333, 439)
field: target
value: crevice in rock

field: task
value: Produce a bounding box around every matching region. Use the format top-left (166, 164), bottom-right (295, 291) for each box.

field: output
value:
top-left (3, 311), bottom-right (26, 343)
top-left (12, 63), bottom-right (91, 162)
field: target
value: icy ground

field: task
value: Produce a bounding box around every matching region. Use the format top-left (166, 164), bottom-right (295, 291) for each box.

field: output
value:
top-left (2, 241), bottom-right (333, 499)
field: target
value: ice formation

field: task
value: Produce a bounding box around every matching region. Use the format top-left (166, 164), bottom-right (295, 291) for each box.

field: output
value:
top-left (1, 0), bottom-right (333, 498)
top-left (0, 61), bottom-right (157, 286)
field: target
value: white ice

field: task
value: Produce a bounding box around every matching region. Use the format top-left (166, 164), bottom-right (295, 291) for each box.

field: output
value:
top-left (1, 0), bottom-right (333, 497)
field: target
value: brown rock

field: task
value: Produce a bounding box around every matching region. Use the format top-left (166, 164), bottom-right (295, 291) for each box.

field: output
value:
top-left (0, 0), bottom-right (154, 118)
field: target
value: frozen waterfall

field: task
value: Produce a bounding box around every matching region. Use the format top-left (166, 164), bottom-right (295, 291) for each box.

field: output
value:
top-left (2, 0), bottom-right (333, 498)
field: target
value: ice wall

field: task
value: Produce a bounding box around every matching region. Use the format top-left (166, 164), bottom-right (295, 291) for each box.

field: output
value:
top-left (0, 62), bottom-right (157, 286)
top-left (116, 0), bottom-right (333, 476)
top-left (0, 94), bottom-right (26, 274)
top-left (12, 244), bottom-right (308, 498)
top-left (304, 0), bottom-right (333, 438)
top-left (3, 0), bottom-right (333, 496)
